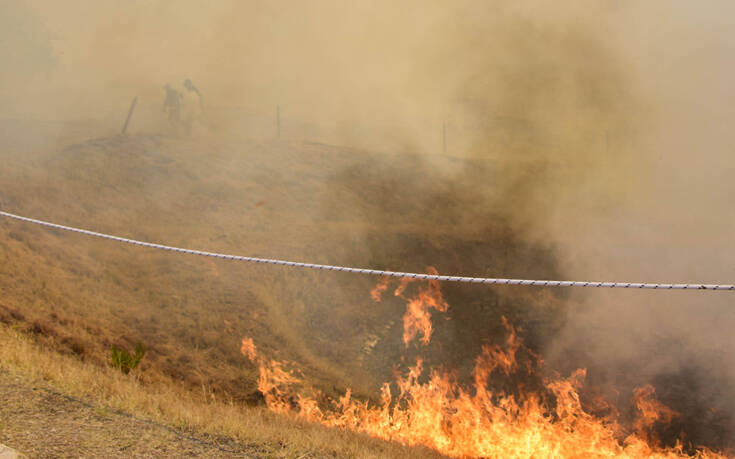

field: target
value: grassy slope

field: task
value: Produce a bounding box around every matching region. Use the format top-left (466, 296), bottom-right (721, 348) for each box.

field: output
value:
top-left (0, 117), bottom-right (565, 456)
top-left (0, 322), bottom-right (443, 458)
top-left (1, 129), bottom-right (383, 399)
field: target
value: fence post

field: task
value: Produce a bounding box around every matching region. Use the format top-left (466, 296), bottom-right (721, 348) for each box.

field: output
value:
top-left (122, 96), bottom-right (137, 135)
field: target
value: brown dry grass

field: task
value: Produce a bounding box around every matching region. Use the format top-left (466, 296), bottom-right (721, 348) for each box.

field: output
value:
top-left (0, 117), bottom-right (565, 456)
top-left (0, 321), bottom-right (444, 458)
top-left (0, 127), bottom-right (387, 401)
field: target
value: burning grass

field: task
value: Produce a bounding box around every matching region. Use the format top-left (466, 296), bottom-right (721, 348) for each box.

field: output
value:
top-left (1, 122), bottom-right (733, 456)
top-left (240, 274), bottom-right (729, 458)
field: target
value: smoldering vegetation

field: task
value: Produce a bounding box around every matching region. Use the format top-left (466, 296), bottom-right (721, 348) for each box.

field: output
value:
top-left (2, 0), bottom-right (735, 453)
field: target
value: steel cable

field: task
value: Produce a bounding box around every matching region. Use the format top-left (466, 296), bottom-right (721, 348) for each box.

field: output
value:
top-left (1, 210), bottom-right (733, 291)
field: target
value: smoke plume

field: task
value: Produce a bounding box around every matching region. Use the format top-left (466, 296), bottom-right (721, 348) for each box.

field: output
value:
top-left (3, 0), bottom-right (734, 451)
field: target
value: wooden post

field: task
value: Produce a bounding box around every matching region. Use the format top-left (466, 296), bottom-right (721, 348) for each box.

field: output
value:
top-left (276, 104), bottom-right (281, 138)
top-left (121, 96), bottom-right (137, 135)
top-left (442, 121), bottom-right (447, 155)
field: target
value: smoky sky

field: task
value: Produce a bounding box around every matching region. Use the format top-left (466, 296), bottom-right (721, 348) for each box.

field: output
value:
top-left (3, 0), bottom-right (735, 450)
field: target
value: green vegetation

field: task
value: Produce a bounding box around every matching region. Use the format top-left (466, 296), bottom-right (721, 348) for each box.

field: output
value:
top-left (110, 342), bottom-right (145, 374)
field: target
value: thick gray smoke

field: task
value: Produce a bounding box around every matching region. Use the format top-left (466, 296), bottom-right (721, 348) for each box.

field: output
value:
top-left (543, 2), bottom-right (735, 449)
top-left (2, 0), bottom-right (734, 451)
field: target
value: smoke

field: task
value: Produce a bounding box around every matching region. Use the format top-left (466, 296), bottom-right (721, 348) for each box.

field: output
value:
top-left (307, 0), bottom-right (643, 386)
top-left (0, 2), bottom-right (57, 118)
top-left (541, 2), bottom-right (735, 449)
top-left (3, 0), bottom-right (735, 451)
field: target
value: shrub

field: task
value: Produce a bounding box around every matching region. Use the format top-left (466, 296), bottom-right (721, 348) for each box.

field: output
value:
top-left (110, 342), bottom-right (146, 374)
top-left (28, 320), bottom-right (56, 337)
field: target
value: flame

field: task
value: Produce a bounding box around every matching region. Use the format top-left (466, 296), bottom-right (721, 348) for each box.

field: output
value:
top-left (630, 385), bottom-right (681, 448)
top-left (240, 337), bottom-right (257, 361)
top-left (396, 267), bottom-right (448, 346)
top-left (239, 275), bottom-right (727, 458)
top-left (370, 276), bottom-right (390, 302)
top-left (258, 359), bottom-right (303, 414)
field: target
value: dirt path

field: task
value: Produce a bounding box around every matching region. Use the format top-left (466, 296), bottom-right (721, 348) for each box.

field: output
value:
top-left (0, 369), bottom-right (265, 458)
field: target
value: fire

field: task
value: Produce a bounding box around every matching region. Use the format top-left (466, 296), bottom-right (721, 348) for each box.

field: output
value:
top-left (240, 272), bottom-right (727, 458)
top-left (631, 385), bottom-right (681, 448)
top-left (371, 267), bottom-right (449, 345)
top-left (398, 268), bottom-right (449, 346)
top-left (370, 276), bottom-right (390, 302)
top-left (240, 337), bottom-right (257, 361)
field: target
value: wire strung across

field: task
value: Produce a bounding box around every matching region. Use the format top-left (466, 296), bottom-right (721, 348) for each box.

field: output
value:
top-left (1, 210), bottom-right (733, 291)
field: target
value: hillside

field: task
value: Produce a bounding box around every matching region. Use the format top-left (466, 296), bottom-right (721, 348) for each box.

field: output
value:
top-left (2, 113), bottom-right (733, 457)
top-left (0, 116), bottom-right (567, 456)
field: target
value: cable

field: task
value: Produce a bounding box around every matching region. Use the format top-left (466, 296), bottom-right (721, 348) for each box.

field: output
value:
top-left (1, 210), bottom-right (733, 291)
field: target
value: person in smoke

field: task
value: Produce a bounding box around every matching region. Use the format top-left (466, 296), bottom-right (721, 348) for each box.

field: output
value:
top-left (162, 83), bottom-right (181, 128)
top-left (181, 78), bottom-right (203, 135)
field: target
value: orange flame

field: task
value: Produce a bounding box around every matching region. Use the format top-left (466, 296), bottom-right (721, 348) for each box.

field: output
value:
top-left (240, 337), bottom-right (257, 361)
top-left (388, 267), bottom-right (449, 346)
top-left (238, 276), bottom-right (727, 458)
top-left (370, 276), bottom-right (390, 302)
top-left (630, 384), bottom-right (681, 448)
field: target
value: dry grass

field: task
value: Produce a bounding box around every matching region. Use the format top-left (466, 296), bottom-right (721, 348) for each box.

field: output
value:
top-left (0, 118), bottom-right (566, 456)
top-left (0, 322), bottom-right (444, 458)
top-left (0, 122), bottom-right (462, 457)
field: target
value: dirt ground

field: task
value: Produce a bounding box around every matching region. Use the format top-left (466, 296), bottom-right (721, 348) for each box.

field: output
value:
top-left (0, 369), bottom-right (264, 458)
